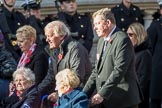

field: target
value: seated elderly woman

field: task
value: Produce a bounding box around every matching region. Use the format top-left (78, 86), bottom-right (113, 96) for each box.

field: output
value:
top-left (52, 68), bottom-right (89, 108)
top-left (0, 67), bottom-right (41, 108)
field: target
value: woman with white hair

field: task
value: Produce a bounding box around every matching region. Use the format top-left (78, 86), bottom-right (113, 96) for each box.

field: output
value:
top-left (0, 67), bottom-right (41, 108)
top-left (53, 68), bottom-right (89, 108)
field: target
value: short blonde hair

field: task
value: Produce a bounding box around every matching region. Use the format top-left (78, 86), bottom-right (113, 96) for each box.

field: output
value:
top-left (128, 22), bottom-right (147, 45)
top-left (16, 25), bottom-right (36, 42)
top-left (44, 20), bottom-right (70, 37)
top-left (93, 8), bottom-right (116, 24)
top-left (13, 67), bottom-right (35, 83)
top-left (55, 68), bottom-right (80, 89)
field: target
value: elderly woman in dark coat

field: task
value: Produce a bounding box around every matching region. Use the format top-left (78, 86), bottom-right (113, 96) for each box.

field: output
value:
top-left (16, 25), bottom-right (48, 85)
top-left (0, 67), bottom-right (41, 108)
top-left (127, 22), bottom-right (152, 108)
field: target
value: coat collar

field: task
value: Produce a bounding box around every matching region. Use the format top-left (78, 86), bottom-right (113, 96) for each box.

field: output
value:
top-left (61, 87), bottom-right (82, 100)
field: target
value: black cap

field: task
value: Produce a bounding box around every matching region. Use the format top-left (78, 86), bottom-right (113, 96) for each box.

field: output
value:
top-left (21, 0), bottom-right (41, 10)
top-left (58, 0), bottom-right (76, 4)
top-left (157, 0), bottom-right (162, 9)
top-left (160, 4), bottom-right (162, 9)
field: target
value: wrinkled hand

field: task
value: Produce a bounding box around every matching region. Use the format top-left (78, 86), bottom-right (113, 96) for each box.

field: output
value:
top-left (47, 92), bottom-right (59, 103)
top-left (91, 94), bottom-right (104, 105)
top-left (9, 81), bottom-right (16, 96)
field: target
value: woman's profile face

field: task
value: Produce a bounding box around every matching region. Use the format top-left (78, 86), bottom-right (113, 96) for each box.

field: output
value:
top-left (55, 81), bottom-right (68, 97)
top-left (127, 27), bottom-right (137, 46)
top-left (14, 74), bottom-right (32, 92)
top-left (16, 36), bottom-right (34, 53)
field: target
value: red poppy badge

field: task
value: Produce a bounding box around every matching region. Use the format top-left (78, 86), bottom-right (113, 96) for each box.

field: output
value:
top-left (58, 53), bottom-right (63, 60)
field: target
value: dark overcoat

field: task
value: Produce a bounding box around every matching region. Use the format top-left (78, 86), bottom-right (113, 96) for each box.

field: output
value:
top-left (147, 18), bottom-right (162, 99)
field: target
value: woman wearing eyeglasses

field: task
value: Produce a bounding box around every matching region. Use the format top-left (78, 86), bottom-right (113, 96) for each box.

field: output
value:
top-left (0, 67), bottom-right (41, 108)
top-left (127, 22), bottom-right (152, 108)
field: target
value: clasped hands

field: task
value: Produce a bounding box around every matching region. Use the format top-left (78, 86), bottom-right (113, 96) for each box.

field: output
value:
top-left (47, 92), bottom-right (59, 103)
top-left (91, 93), bottom-right (104, 105)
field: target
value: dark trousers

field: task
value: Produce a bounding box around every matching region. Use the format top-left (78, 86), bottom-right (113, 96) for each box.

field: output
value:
top-left (150, 99), bottom-right (161, 108)
top-left (125, 105), bottom-right (138, 108)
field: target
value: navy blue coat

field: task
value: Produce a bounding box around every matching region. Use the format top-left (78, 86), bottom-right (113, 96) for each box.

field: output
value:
top-left (111, 2), bottom-right (143, 32)
top-left (147, 17), bottom-right (162, 99)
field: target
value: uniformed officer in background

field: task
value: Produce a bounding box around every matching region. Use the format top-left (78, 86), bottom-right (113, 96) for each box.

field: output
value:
top-left (22, 0), bottom-right (47, 46)
top-left (111, 0), bottom-right (143, 32)
top-left (56, 0), bottom-right (94, 53)
top-left (0, 0), bottom-right (27, 60)
top-left (147, 0), bottom-right (162, 108)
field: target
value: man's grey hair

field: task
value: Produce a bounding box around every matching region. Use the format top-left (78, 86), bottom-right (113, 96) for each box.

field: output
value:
top-left (44, 20), bottom-right (70, 37)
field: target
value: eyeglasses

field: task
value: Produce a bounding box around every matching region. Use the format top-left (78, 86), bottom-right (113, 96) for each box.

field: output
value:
top-left (127, 33), bottom-right (135, 37)
top-left (14, 78), bottom-right (27, 83)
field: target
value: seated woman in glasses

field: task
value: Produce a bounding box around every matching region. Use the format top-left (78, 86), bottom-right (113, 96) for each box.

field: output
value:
top-left (0, 67), bottom-right (41, 108)
top-left (127, 22), bottom-right (152, 108)
top-left (53, 68), bottom-right (89, 108)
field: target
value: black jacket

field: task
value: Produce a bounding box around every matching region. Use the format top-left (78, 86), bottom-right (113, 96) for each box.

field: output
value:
top-left (57, 12), bottom-right (94, 53)
top-left (111, 2), bottom-right (143, 32)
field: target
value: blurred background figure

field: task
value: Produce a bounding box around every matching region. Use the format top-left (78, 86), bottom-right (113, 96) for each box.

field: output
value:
top-left (53, 68), bottom-right (89, 108)
top-left (147, 0), bottom-right (162, 108)
top-left (0, 0), bottom-right (27, 60)
top-left (22, 0), bottom-right (47, 46)
top-left (0, 67), bottom-right (41, 108)
top-left (57, 0), bottom-right (94, 53)
top-left (16, 25), bottom-right (48, 85)
top-left (111, 0), bottom-right (143, 32)
top-left (0, 29), bottom-right (17, 101)
top-left (127, 22), bottom-right (152, 108)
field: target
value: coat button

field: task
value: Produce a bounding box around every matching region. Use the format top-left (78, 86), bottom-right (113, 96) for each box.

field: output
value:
top-left (81, 25), bottom-right (84, 28)
top-left (121, 18), bottom-right (124, 22)
top-left (135, 17), bottom-right (138, 21)
top-left (122, 28), bottom-right (125, 31)
top-left (17, 22), bottom-right (21, 26)
top-left (81, 35), bottom-right (84, 38)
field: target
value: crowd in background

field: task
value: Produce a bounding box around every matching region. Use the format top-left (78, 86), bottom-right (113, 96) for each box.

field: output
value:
top-left (0, 0), bottom-right (162, 108)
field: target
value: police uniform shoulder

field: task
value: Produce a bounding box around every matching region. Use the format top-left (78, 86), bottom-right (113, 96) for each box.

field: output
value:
top-left (111, 4), bottom-right (121, 12)
top-left (77, 13), bottom-right (90, 20)
top-left (15, 10), bottom-right (23, 14)
top-left (131, 4), bottom-right (141, 11)
top-left (112, 4), bottom-right (120, 9)
top-left (155, 18), bottom-right (160, 22)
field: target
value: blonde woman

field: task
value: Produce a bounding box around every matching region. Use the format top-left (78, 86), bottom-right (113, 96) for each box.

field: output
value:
top-left (127, 22), bottom-right (152, 108)
top-left (53, 68), bottom-right (89, 108)
top-left (16, 25), bottom-right (48, 85)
